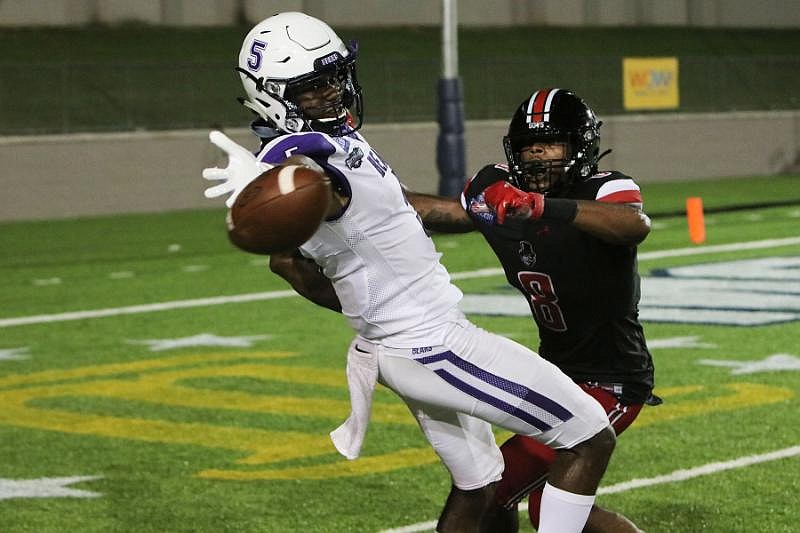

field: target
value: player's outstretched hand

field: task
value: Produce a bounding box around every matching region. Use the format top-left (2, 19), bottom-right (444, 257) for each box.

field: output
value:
top-left (203, 130), bottom-right (273, 208)
top-left (483, 181), bottom-right (544, 224)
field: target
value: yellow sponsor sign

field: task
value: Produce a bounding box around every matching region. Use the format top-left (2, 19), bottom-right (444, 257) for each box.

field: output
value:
top-left (623, 57), bottom-right (679, 110)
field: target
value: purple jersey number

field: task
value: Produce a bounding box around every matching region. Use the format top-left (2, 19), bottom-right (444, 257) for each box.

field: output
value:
top-left (366, 149), bottom-right (389, 177)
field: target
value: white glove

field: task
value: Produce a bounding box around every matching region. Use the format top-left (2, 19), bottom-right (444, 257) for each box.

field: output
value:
top-left (202, 130), bottom-right (273, 208)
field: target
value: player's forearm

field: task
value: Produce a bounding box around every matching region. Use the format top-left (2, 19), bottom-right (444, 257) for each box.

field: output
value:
top-left (406, 192), bottom-right (475, 233)
top-left (269, 251), bottom-right (342, 312)
top-left (569, 200), bottom-right (651, 245)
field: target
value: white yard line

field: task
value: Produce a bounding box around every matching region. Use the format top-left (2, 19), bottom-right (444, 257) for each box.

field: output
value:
top-left (637, 236), bottom-right (800, 261)
top-left (379, 445), bottom-right (800, 533)
top-left (598, 445), bottom-right (800, 495)
top-left (0, 291), bottom-right (297, 328)
top-left (3, 236), bottom-right (799, 329)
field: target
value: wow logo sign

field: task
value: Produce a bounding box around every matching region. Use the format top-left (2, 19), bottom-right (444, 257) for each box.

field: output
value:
top-left (623, 57), bottom-right (679, 110)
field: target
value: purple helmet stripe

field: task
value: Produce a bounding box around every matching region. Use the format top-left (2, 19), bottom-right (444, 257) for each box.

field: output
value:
top-left (416, 350), bottom-right (574, 426)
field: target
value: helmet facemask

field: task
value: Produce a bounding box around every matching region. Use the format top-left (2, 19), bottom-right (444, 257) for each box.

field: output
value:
top-left (504, 133), bottom-right (574, 195)
top-left (282, 48), bottom-right (363, 135)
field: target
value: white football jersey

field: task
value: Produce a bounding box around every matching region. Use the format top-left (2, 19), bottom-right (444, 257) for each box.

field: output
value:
top-left (258, 131), bottom-right (462, 341)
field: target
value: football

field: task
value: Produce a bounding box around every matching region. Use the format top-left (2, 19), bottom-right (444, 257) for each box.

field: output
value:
top-left (227, 164), bottom-right (331, 254)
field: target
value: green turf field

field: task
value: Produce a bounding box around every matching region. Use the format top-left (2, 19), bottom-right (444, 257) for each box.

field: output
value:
top-left (1, 176), bottom-right (798, 532)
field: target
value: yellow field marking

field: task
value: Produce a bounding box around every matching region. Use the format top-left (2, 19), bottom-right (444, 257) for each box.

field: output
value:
top-left (634, 383), bottom-right (795, 427)
top-left (0, 351), bottom-right (295, 387)
top-left (0, 353), bottom-right (795, 481)
top-left (198, 448), bottom-right (439, 481)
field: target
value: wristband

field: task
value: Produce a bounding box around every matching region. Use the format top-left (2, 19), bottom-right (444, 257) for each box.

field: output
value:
top-left (542, 198), bottom-right (578, 222)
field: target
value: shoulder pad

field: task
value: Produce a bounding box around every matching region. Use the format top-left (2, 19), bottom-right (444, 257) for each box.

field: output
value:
top-left (590, 171), bottom-right (643, 204)
top-left (463, 164), bottom-right (507, 200)
top-left (587, 170), bottom-right (635, 182)
top-left (259, 132), bottom-right (338, 165)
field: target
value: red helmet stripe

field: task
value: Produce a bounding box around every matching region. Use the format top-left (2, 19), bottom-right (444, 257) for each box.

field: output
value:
top-left (527, 88), bottom-right (559, 124)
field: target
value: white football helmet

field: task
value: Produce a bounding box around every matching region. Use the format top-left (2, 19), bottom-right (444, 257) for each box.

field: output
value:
top-left (236, 12), bottom-right (363, 137)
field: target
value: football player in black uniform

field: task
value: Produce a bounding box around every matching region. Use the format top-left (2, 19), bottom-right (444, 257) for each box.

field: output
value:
top-left (408, 88), bottom-right (658, 532)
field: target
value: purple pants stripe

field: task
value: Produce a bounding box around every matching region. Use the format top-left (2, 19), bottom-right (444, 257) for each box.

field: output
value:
top-left (433, 369), bottom-right (554, 432)
top-left (416, 350), bottom-right (574, 428)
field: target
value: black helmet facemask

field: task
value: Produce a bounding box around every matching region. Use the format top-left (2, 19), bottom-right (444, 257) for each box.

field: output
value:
top-left (503, 89), bottom-right (607, 195)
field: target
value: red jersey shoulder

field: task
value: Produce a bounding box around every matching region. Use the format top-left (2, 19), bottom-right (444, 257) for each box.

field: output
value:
top-left (583, 170), bottom-right (643, 205)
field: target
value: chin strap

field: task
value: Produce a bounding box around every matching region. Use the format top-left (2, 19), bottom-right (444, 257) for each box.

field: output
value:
top-left (235, 67), bottom-right (265, 92)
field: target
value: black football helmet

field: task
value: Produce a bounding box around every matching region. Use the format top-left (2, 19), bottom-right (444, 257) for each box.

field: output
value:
top-left (503, 88), bottom-right (604, 195)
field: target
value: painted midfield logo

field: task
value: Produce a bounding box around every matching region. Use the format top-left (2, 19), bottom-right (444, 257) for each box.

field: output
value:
top-left (460, 257), bottom-right (800, 326)
top-left (641, 257), bottom-right (800, 326)
top-left (0, 344), bottom-right (794, 483)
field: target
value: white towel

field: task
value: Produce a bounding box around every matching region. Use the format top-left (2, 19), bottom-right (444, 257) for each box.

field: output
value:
top-left (330, 338), bottom-right (379, 460)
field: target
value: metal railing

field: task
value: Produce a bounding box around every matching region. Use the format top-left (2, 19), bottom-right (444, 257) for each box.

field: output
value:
top-left (2, 56), bottom-right (798, 135)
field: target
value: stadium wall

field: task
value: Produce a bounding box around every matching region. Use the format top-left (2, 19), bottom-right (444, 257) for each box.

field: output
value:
top-left (1, 111), bottom-right (798, 222)
top-left (1, 0), bottom-right (799, 28)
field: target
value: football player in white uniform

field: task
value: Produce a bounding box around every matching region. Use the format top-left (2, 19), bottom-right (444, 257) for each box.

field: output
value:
top-left (202, 12), bottom-right (616, 533)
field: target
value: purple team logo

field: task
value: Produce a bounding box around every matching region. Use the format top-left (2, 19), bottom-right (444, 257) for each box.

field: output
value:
top-left (317, 52), bottom-right (342, 66)
top-left (345, 147), bottom-right (364, 169)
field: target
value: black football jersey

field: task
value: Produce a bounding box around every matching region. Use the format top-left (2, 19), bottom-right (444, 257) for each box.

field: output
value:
top-left (462, 164), bottom-right (654, 404)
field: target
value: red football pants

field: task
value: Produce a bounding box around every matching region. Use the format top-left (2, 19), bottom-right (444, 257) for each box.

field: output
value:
top-left (494, 383), bottom-right (643, 528)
